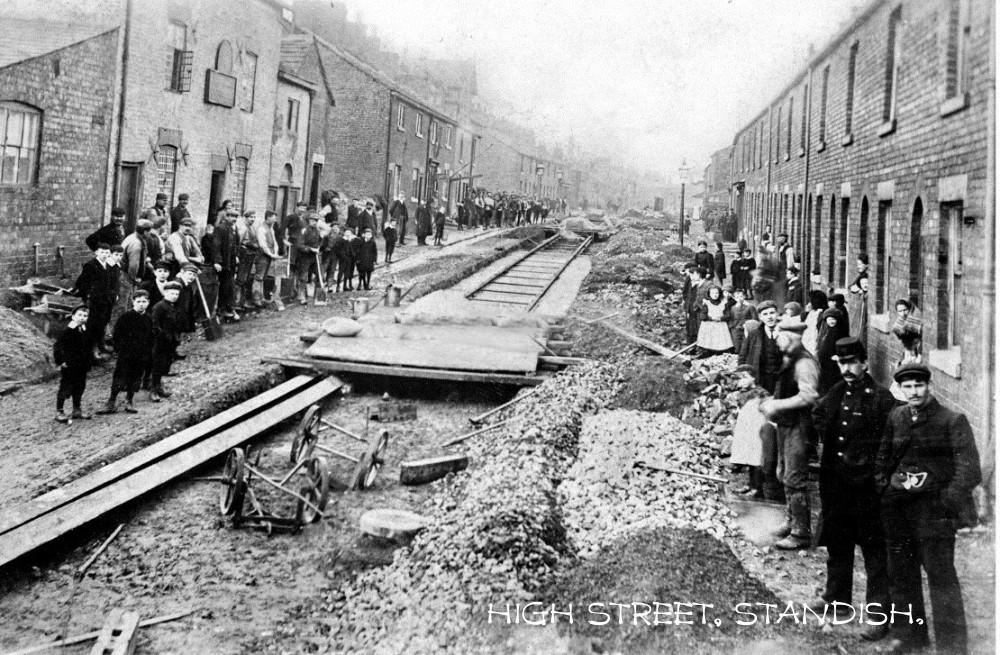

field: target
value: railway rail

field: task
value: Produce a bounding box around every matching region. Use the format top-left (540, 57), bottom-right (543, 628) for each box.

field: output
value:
top-left (465, 233), bottom-right (593, 310)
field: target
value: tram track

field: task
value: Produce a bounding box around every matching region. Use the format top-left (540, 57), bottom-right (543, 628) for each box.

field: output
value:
top-left (465, 233), bottom-right (593, 310)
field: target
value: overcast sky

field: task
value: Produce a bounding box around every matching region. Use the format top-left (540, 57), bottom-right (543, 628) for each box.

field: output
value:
top-left (341, 0), bottom-right (862, 180)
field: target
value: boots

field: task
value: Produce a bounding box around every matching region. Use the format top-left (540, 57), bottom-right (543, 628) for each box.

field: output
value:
top-left (775, 492), bottom-right (812, 549)
top-left (96, 396), bottom-right (118, 414)
top-left (772, 505), bottom-right (793, 539)
top-left (124, 395), bottom-right (138, 413)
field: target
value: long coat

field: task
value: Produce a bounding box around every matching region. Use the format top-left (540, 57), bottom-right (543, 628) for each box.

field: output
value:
top-left (416, 205), bottom-right (432, 238)
top-left (355, 238), bottom-right (378, 273)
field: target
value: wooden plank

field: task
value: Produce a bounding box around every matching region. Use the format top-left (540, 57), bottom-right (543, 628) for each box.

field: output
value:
top-left (89, 608), bottom-right (140, 655)
top-left (6, 610), bottom-right (192, 655)
top-left (400, 454), bottom-right (469, 485)
top-left (468, 292), bottom-right (532, 304)
top-left (305, 334), bottom-right (538, 373)
top-left (0, 375), bottom-right (318, 538)
top-left (595, 320), bottom-right (678, 357)
top-left (355, 324), bottom-right (545, 354)
top-left (263, 356), bottom-right (547, 386)
top-left (0, 377), bottom-right (341, 570)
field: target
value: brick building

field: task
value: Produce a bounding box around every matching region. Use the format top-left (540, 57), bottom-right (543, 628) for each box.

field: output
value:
top-left (0, 22), bottom-right (119, 290)
top-left (726, 0), bottom-right (995, 475)
top-left (704, 146), bottom-right (734, 206)
top-left (112, 0), bottom-right (286, 229)
top-left (269, 42), bottom-right (317, 218)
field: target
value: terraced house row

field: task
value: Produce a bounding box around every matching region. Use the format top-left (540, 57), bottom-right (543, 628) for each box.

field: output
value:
top-left (0, 0), bottom-right (647, 293)
top-left (718, 0), bottom-right (995, 476)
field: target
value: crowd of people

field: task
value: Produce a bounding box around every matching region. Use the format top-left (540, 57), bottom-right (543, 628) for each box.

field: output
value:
top-left (679, 226), bottom-right (980, 654)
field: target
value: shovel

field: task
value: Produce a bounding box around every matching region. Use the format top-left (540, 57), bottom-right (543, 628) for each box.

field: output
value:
top-left (193, 275), bottom-right (224, 341)
top-left (313, 251), bottom-right (328, 306)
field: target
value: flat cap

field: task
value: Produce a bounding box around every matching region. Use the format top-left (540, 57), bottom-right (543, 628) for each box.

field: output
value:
top-left (893, 362), bottom-right (931, 383)
top-left (180, 217), bottom-right (196, 226)
top-left (136, 219), bottom-right (154, 230)
top-left (155, 193), bottom-right (168, 201)
top-left (162, 281), bottom-right (182, 291)
top-left (152, 260), bottom-right (171, 270)
top-left (821, 308), bottom-right (845, 322)
top-left (783, 301), bottom-right (803, 316)
top-left (181, 263), bottom-right (200, 273)
top-left (831, 336), bottom-right (866, 362)
top-left (178, 193), bottom-right (190, 201)
top-left (756, 300), bottom-right (778, 313)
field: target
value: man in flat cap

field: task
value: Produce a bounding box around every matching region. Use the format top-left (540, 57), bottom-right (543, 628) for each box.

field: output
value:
top-left (807, 337), bottom-right (896, 640)
top-left (876, 363), bottom-right (981, 655)
top-left (759, 315), bottom-right (820, 549)
top-left (169, 193), bottom-right (191, 233)
top-left (165, 216), bottom-right (204, 277)
top-left (85, 207), bottom-right (127, 251)
top-left (140, 192), bottom-right (170, 228)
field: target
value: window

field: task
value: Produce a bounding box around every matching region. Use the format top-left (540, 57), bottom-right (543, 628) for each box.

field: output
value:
top-left (818, 67), bottom-right (829, 147)
top-left (813, 196), bottom-right (823, 276)
top-left (287, 98), bottom-right (300, 131)
top-left (418, 171), bottom-right (425, 201)
top-left (415, 114), bottom-right (423, 138)
top-left (943, 0), bottom-right (971, 110)
top-left (908, 198), bottom-right (924, 307)
top-left (786, 96), bottom-right (793, 159)
top-left (882, 7), bottom-right (902, 128)
top-left (232, 157), bottom-right (248, 213)
top-left (828, 196), bottom-right (837, 282)
top-left (166, 21), bottom-right (192, 92)
top-left (215, 41), bottom-right (234, 74)
top-left (155, 145), bottom-right (178, 205)
top-left (460, 133), bottom-right (466, 161)
top-left (759, 120), bottom-right (765, 167)
top-left (799, 84), bottom-right (808, 154)
top-left (838, 198), bottom-right (850, 286)
top-left (396, 105), bottom-right (405, 131)
top-left (430, 121), bottom-right (438, 145)
top-left (859, 196), bottom-right (870, 267)
top-left (391, 164), bottom-right (401, 199)
top-left (937, 203), bottom-right (963, 348)
top-left (444, 125), bottom-right (453, 149)
top-left (774, 106), bottom-right (782, 164)
top-left (410, 167), bottom-right (419, 201)
top-left (876, 200), bottom-right (891, 313)
top-left (0, 103), bottom-right (40, 185)
top-left (844, 42), bottom-right (859, 142)
top-left (240, 51), bottom-right (257, 112)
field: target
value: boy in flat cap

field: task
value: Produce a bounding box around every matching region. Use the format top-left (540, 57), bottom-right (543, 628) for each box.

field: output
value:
top-left (807, 337), bottom-right (896, 640)
top-left (53, 305), bottom-right (94, 423)
top-left (759, 316), bottom-right (819, 549)
top-left (149, 281), bottom-right (182, 401)
top-left (99, 290), bottom-right (154, 414)
top-left (876, 363), bottom-right (981, 655)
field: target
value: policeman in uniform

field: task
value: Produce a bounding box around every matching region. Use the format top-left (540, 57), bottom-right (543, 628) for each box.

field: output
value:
top-left (808, 337), bottom-right (896, 640)
top-left (877, 363), bottom-right (981, 655)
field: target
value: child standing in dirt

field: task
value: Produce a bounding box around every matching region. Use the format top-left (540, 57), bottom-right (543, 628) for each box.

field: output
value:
top-left (338, 228), bottom-right (357, 291)
top-left (696, 284), bottom-right (734, 355)
top-left (382, 219), bottom-right (398, 264)
top-left (355, 227), bottom-right (378, 290)
top-left (98, 290), bottom-right (153, 414)
top-left (728, 287), bottom-right (757, 355)
top-left (54, 305), bottom-right (94, 423)
top-left (150, 281), bottom-right (182, 401)
top-left (433, 207), bottom-right (446, 246)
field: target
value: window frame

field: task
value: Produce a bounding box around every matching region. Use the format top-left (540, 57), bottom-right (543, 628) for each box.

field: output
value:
top-left (880, 7), bottom-right (902, 134)
top-left (231, 156), bottom-right (249, 214)
top-left (155, 144), bottom-right (178, 207)
top-left (843, 42), bottom-right (859, 145)
top-left (240, 50), bottom-right (258, 113)
top-left (166, 20), bottom-right (192, 93)
top-left (396, 104), bottom-right (406, 131)
top-left (415, 114), bottom-right (424, 138)
top-left (287, 97), bottom-right (300, 132)
top-left (0, 102), bottom-right (41, 186)
top-left (941, 0), bottom-right (971, 115)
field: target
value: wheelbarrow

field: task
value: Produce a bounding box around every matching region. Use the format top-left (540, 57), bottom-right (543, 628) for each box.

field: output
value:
top-left (218, 446), bottom-right (331, 534)
top-left (291, 404), bottom-right (389, 491)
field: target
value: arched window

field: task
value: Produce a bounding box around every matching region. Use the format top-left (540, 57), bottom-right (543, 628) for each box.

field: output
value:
top-left (215, 41), bottom-right (234, 74)
top-left (813, 196), bottom-right (822, 278)
top-left (838, 198), bottom-right (850, 286)
top-left (155, 145), bottom-right (177, 205)
top-left (908, 198), bottom-right (923, 307)
top-left (0, 101), bottom-right (41, 185)
top-left (876, 200), bottom-right (892, 313)
top-left (828, 196), bottom-right (837, 283)
top-left (859, 196), bottom-right (870, 266)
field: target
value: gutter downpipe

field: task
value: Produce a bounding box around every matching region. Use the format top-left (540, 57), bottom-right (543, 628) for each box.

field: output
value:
top-left (110, 0), bottom-right (132, 228)
top-left (802, 67), bottom-right (814, 288)
top-left (981, 0), bottom-right (996, 499)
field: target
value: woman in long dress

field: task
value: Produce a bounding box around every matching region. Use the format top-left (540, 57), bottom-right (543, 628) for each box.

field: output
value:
top-left (696, 285), bottom-right (734, 354)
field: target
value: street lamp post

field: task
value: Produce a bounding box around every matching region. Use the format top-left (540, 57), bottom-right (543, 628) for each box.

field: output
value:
top-left (678, 159), bottom-right (692, 247)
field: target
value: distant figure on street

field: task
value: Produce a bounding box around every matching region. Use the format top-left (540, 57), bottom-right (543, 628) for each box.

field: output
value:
top-left (383, 219), bottom-right (398, 264)
top-left (390, 194), bottom-right (408, 244)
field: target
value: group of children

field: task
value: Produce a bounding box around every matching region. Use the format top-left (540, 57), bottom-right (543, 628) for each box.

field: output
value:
top-left (296, 215), bottom-right (385, 300)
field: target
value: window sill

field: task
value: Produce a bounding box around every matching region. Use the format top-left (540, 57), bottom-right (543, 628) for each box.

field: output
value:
top-left (798, 147), bottom-right (805, 158)
top-left (396, 126), bottom-right (405, 132)
top-left (939, 93), bottom-right (969, 117)
top-left (841, 133), bottom-right (854, 147)
top-left (878, 119), bottom-right (896, 137)
top-left (816, 141), bottom-right (826, 153)
top-left (783, 153), bottom-right (790, 162)
top-left (870, 313), bottom-right (892, 334)
top-left (928, 347), bottom-right (962, 379)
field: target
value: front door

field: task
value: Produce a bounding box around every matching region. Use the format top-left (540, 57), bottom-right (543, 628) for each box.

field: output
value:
top-left (208, 170), bottom-right (226, 224)
top-left (116, 163), bottom-right (142, 233)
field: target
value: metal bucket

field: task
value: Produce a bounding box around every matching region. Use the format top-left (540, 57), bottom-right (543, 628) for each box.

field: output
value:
top-left (350, 297), bottom-right (370, 318)
top-left (385, 285), bottom-right (402, 307)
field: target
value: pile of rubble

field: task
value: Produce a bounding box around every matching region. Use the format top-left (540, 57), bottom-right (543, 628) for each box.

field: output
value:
top-left (328, 363), bottom-right (626, 653)
top-left (680, 354), bottom-right (769, 457)
top-left (561, 409), bottom-right (737, 560)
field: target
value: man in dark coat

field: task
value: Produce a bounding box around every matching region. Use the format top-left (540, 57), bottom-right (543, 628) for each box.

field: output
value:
top-left (98, 290), bottom-right (154, 414)
top-left (149, 281), bottom-right (182, 401)
top-left (212, 211), bottom-right (240, 319)
top-left (876, 363), bottom-right (981, 655)
top-left (53, 305), bottom-right (94, 422)
top-left (808, 337), bottom-right (896, 641)
top-left (389, 194), bottom-right (409, 244)
top-left (75, 243), bottom-right (118, 359)
top-left (785, 263), bottom-right (804, 307)
top-left (759, 317), bottom-right (819, 547)
top-left (85, 207), bottom-right (126, 251)
top-left (415, 200), bottom-right (433, 245)
top-left (169, 193), bottom-right (191, 233)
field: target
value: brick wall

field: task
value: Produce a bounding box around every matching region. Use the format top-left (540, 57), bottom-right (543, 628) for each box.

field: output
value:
top-left (313, 39), bottom-right (390, 204)
top-left (270, 77), bottom-right (313, 194)
top-left (727, 0), bottom-right (994, 472)
top-left (119, 0), bottom-right (283, 228)
top-left (0, 29), bottom-right (119, 292)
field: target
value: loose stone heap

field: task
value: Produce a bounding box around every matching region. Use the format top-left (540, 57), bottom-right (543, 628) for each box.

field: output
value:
top-left (680, 354), bottom-right (768, 456)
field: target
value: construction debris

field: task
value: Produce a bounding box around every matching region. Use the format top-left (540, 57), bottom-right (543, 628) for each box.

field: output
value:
top-left (359, 509), bottom-right (428, 542)
top-left (680, 354), bottom-right (769, 457)
top-left (399, 454), bottom-right (469, 486)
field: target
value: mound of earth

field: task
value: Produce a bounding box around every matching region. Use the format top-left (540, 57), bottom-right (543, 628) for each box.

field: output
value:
top-left (0, 307), bottom-right (55, 383)
top-left (612, 358), bottom-right (695, 415)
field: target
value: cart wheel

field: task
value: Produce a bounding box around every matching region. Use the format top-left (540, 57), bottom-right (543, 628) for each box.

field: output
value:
top-left (219, 448), bottom-right (247, 520)
top-left (351, 430), bottom-right (389, 491)
top-left (290, 428), bottom-right (319, 466)
top-left (299, 457), bottom-right (330, 524)
top-left (292, 405), bottom-right (323, 464)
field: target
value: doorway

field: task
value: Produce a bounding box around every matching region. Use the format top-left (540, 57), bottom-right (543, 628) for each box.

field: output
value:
top-left (208, 170), bottom-right (226, 225)
top-left (308, 163), bottom-right (322, 209)
top-left (116, 163), bottom-right (143, 233)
